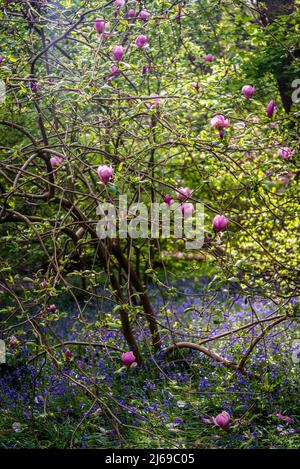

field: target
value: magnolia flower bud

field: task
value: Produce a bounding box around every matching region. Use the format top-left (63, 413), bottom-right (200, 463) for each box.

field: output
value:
top-left (31, 82), bottom-right (38, 93)
top-left (212, 214), bottom-right (229, 232)
top-left (50, 156), bottom-right (63, 168)
top-left (278, 147), bottom-right (294, 160)
top-left (181, 202), bottom-right (194, 218)
top-left (97, 165), bottom-right (113, 183)
top-left (135, 35), bottom-right (148, 48)
top-left (94, 19), bottom-right (106, 34)
top-left (266, 100), bottom-right (275, 118)
top-left (121, 351), bottom-right (136, 367)
top-left (127, 8), bottom-right (135, 18)
top-left (139, 10), bottom-right (150, 21)
top-left (204, 53), bottom-right (214, 62)
top-left (176, 187), bottom-right (193, 202)
top-left (213, 411), bottom-right (231, 430)
top-left (242, 85), bottom-right (255, 99)
top-left (115, 0), bottom-right (125, 8)
top-left (147, 93), bottom-right (160, 109)
top-left (211, 114), bottom-right (230, 130)
top-left (110, 65), bottom-right (121, 77)
top-left (175, 13), bottom-right (181, 23)
top-left (275, 413), bottom-right (294, 425)
top-left (164, 194), bottom-right (173, 206)
top-left (39, 309), bottom-right (47, 318)
top-left (9, 336), bottom-right (19, 349)
top-left (142, 65), bottom-right (151, 75)
top-left (64, 349), bottom-right (73, 361)
top-left (49, 304), bottom-right (57, 313)
top-left (112, 45), bottom-right (124, 62)
top-left (279, 172), bottom-right (293, 185)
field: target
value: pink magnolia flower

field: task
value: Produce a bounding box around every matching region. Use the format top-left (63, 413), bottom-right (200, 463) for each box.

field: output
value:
top-left (97, 165), bottom-right (113, 183)
top-left (142, 65), bottom-right (151, 75)
top-left (147, 93), bottom-right (160, 109)
top-left (212, 214), bottom-right (229, 232)
top-left (0, 55), bottom-right (3, 65)
top-left (121, 351), bottom-right (136, 367)
top-left (164, 194), bottom-right (173, 206)
top-left (115, 0), bottom-right (125, 8)
top-left (279, 172), bottom-right (293, 185)
top-left (135, 35), bottom-right (148, 48)
top-left (204, 53), bottom-right (215, 62)
top-left (276, 413), bottom-right (294, 425)
top-left (127, 8), bottom-right (135, 18)
top-left (242, 85), bottom-right (255, 99)
top-left (181, 202), bottom-right (194, 218)
top-left (9, 336), bottom-right (19, 349)
top-left (94, 19), bottom-right (107, 34)
top-left (49, 304), bottom-right (57, 313)
top-left (38, 309), bottom-right (47, 319)
top-left (64, 349), bottom-right (73, 361)
top-left (211, 114), bottom-right (230, 130)
top-left (112, 45), bottom-right (124, 62)
top-left (267, 100), bottom-right (275, 118)
top-left (175, 12), bottom-right (181, 23)
top-left (50, 156), bottom-right (63, 168)
top-left (31, 82), bottom-right (38, 93)
top-left (139, 10), bottom-right (150, 21)
top-left (110, 65), bottom-right (121, 77)
top-left (213, 411), bottom-right (231, 430)
top-left (278, 147), bottom-right (294, 160)
top-left (176, 187), bottom-right (193, 202)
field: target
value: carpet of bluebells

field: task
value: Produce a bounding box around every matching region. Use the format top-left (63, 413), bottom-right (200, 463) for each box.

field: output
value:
top-left (1, 278), bottom-right (299, 449)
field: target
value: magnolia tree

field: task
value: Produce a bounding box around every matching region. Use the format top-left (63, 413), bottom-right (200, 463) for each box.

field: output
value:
top-left (0, 0), bottom-right (299, 384)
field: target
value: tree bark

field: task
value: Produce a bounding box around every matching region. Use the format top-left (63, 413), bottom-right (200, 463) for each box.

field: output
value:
top-left (260, 0), bottom-right (296, 113)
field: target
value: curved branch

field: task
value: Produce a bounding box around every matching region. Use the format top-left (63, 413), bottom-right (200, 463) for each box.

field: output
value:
top-left (28, 340), bottom-right (125, 364)
top-left (164, 341), bottom-right (258, 378)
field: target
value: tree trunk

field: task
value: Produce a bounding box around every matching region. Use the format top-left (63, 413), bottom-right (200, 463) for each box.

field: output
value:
top-left (260, 0), bottom-right (296, 113)
top-left (263, 0), bottom-right (294, 21)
